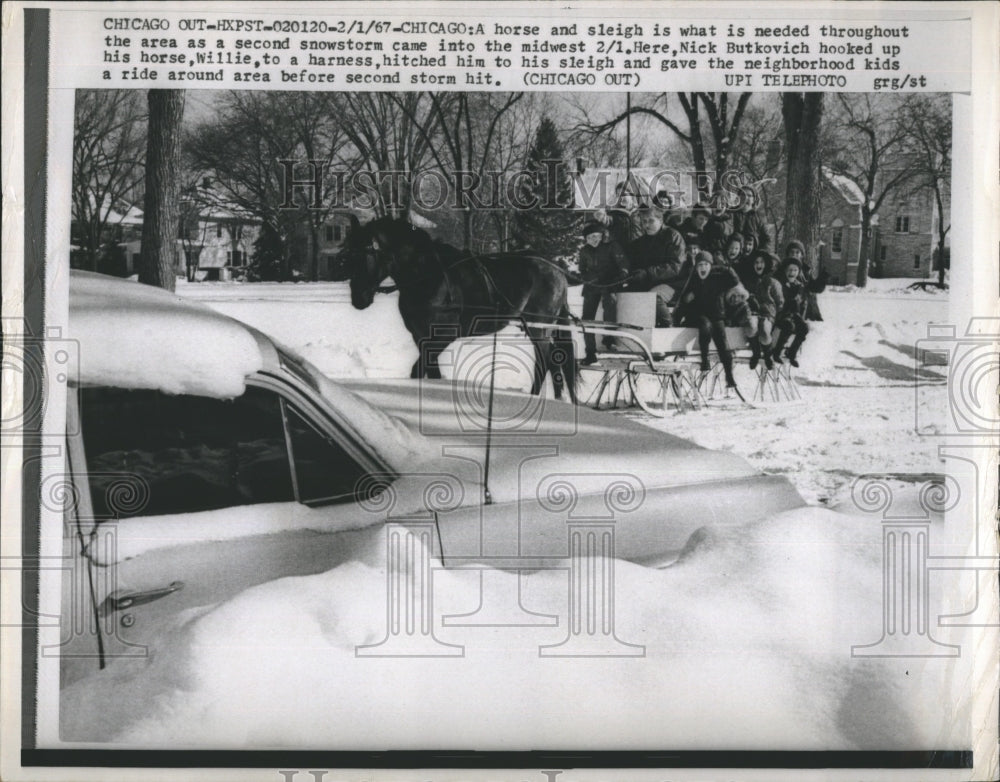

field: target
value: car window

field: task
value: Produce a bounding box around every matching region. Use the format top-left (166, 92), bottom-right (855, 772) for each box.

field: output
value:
top-left (79, 384), bottom-right (378, 518)
top-left (284, 402), bottom-right (369, 505)
top-left (79, 386), bottom-right (295, 518)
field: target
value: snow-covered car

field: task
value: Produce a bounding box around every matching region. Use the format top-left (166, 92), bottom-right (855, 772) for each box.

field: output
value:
top-left (59, 271), bottom-right (805, 686)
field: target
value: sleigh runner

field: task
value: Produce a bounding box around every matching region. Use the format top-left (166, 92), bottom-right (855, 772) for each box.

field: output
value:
top-left (563, 292), bottom-right (802, 416)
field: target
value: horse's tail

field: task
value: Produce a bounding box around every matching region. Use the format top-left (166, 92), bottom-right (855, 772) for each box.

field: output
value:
top-left (554, 304), bottom-right (580, 404)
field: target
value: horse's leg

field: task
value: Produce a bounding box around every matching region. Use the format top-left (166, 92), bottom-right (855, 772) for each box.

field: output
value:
top-left (556, 306), bottom-right (579, 404)
top-left (525, 326), bottom-right (548, 396)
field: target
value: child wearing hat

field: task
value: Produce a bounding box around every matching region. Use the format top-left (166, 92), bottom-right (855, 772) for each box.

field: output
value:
top-left (738, 251), bottom-right (784, 369)
top-left (773, 255), bottom-right (810, 367)
top-left (675, 251), bottom-right (740, 387)
top-left (722, 232), bottom-right (744, 267)
top-left (784, 239), bottom-right (829, 320)
top-left (578, 220), bottom-right (629, 364)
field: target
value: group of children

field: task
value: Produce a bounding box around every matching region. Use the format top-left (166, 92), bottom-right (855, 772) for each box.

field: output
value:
top-left (577, 192), bottom-right (828, 388)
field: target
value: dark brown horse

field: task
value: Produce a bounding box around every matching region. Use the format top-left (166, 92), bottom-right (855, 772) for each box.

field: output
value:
top-left (342, 216), bottom-right (578, 402)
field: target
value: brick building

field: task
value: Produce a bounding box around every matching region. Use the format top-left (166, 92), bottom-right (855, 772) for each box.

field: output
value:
top-left (817, 168), bottom-right (865, 286)
top-left (870, 164), bottom-right (942, 279)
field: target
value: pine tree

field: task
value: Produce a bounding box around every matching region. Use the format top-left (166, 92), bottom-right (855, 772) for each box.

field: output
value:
top-left (513, 117), bottom-right (581, 260)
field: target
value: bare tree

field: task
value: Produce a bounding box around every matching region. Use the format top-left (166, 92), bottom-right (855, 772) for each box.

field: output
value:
top-left (781, 93), bottom-right (824, 269)
top-left (728, 97), bottom-right (784, 238)
top-left (827, 94), bottom-right (918, 287)
top-left (186, 92), bottom-right (345, 280)
top-left (902, 94), bottom-right (952, 288)
top-left (335, 92), bottom-right (434, 218)
top-left (72, 90), bottom-right (146, 270)
top-left (483, 93), bottom-right (546, 249)
top-left (572, 92), bottom-right (753, 201)
top-left (280, 93), bottom-right (348, 281)
top-left (138, 90), bottom-right (185, 291)
top-left (396, 92), bottom-right (524, 249)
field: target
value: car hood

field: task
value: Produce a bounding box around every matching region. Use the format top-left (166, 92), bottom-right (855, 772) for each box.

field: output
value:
top-left (341, 379), bottom-right (789, 504)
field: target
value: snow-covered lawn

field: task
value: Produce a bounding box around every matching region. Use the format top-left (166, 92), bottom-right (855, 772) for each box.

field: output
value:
top-left (58, 277), bottom-right (974, 752)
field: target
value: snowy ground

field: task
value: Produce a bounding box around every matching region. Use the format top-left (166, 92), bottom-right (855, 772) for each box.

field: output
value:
top-left (58, 276), bottom-right (977, 752)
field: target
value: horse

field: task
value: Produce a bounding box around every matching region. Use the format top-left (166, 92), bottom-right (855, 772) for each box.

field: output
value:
top-left (342, 216), bottom-right (578, 403)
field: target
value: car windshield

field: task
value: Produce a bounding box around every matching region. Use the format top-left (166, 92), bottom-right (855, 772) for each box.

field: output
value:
top-left (277, 347), bottom-right (434, 471)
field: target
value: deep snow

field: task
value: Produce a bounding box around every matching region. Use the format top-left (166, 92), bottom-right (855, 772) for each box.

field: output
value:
top-left (57, 276), bottom-right (975, 751)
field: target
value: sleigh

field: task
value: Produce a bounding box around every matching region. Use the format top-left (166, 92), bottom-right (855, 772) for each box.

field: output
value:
top-left (564, 292), bottom-right (802, 416)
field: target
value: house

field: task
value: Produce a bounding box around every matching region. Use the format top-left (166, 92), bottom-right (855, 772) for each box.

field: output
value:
top-left (818, 168), bottom-right (866, 286)
top-left (294, 212), bottom-right (355, 280)
top-left (70, 196), bottom-right (144, 276)
top-left (800, 165), bottom-right (944, 284)
top-left (871, 159), bottom-right (943, 279)
top-left (176, 200), bottom-right (261, 281)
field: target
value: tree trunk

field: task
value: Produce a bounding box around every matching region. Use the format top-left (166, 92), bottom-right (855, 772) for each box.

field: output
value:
top-left (139, 90), bottom-right (185, 292)
top-left (462, 207), bottom-right (472, 251)
top-left (309, 222), bottom-right (320, 281)
top-left (936, 191), bottom-right (948, 288)
top-left (856, 207), bottom-right (873, 287)
top-left (781, 93), bottom-right (824, 270)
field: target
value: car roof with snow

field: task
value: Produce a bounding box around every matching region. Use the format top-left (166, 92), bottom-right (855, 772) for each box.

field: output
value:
top-left (70, 271), bottom-right (273, 399)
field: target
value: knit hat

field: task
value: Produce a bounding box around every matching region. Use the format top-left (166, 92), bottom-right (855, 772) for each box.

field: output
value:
top-left (785, 239), bottom-right (806, 257)
top-left (582, 221), bottom-right (606, 238)
top-left (726, 232), bottom-right (744, 247)
top-left (684, 231), bottom-right (701, 247)
top-left (783, 255), bottom-right (803, 271)
top-left (695, 251), bottom-right (714, 267)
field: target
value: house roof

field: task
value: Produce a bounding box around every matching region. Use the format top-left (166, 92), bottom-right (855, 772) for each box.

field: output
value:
top-left (89, 195), bottom-right (144, 226)
top-left (822, 167), bottom-right (865, 206)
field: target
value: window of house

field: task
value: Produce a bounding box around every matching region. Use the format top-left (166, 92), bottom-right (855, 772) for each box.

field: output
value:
top-left (325, 225), bottom-right (334, 242)
top-left (227, 250), bottom-right (244, 266)
top-left (216, 224), bottom-right (223, 238)
top-left (895, 216), bottom-right (910, 233)
top-left (880, 246), bottom-right (887, 261)
top-left (78, 384), bottom-right (372, 518)
top-left (914, 253), bottom-right (921, 269)
top-left (831, 227), bottom-right (843, 255)
top-left (333, 225), bottom-right (342, 241)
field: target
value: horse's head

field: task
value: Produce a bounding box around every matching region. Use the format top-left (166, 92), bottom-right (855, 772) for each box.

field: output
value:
top-left (342, 215), bottom-right (394, 309)
top-left (342, 216), bottom-right (436, 308)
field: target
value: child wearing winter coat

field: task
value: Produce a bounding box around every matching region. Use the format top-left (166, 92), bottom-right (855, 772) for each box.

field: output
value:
top-left (773, 256), bottom-right (810, 367)
top-left (721, 232), bottom-right (744, 268)
top-left (738, 251), bottom-right (784, 369)
top-left (676, 251), bottom-right (740, 387)
top-left (784, 239), bottom-right (829, 321)
top-left (578, 220), bottom-right (629, 364)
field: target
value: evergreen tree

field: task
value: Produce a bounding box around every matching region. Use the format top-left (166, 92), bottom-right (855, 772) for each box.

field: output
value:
top-left (513, 117), bottom-right (581, 259)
